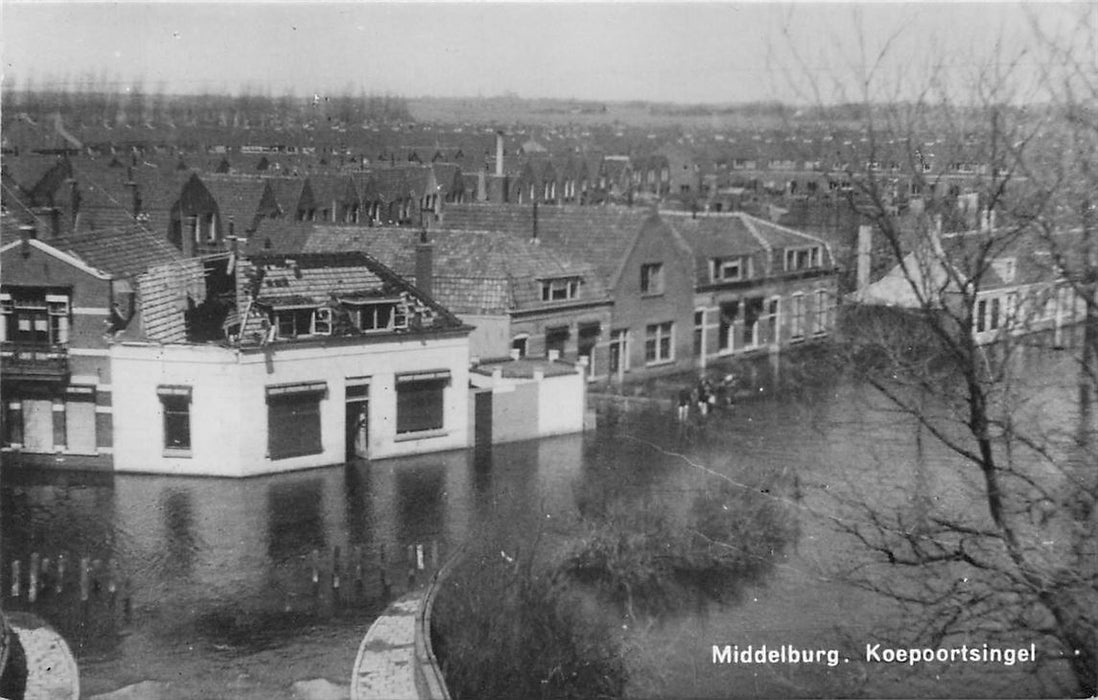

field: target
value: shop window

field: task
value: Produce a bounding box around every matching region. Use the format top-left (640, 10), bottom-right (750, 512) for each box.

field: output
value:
top-left (267, 382), bottom-right (326, 458)
top-left (396, 371), bottom-right (449, 434)
top-left (158, 385), bottom-right (192, 452)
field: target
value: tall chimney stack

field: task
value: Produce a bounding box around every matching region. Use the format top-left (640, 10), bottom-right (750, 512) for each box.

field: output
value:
top-left (415, 227), bottom-right (434, 297)
top-left (495, 131), bottom-right (504, 177)
top-left (856, 224), bottom-right (872, 292)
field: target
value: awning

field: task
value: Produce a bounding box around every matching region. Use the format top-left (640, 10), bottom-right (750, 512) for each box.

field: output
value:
top-left (396, 370), bottom-right (451, 384)
top-left (266, 381), bottom-right (328, 397)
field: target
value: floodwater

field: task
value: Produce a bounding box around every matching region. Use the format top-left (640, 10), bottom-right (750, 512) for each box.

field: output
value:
top-left (1, 341), bottom-right (1087, 699)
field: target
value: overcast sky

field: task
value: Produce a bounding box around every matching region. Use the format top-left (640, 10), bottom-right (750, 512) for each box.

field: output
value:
top-left (1, 2), bottom-right (1087, 104)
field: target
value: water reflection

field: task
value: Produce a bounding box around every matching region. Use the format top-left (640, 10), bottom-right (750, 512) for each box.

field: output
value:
top-left (1, 337), bottom-right (1086, 697)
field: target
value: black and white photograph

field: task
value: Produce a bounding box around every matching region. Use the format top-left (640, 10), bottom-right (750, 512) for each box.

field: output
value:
top-left (1, 2), bottom-right (1096, 698)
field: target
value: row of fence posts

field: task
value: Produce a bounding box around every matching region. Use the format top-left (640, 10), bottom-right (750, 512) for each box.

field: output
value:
top-left (305, 541), bottom-right (441, 602)
top-left (6, 553), bottom-right (133, 623)
top-left (5, 540), bottom-right (442, 617)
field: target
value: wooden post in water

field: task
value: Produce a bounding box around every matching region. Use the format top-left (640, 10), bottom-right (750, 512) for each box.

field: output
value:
top-left (28, 553), bottom-right (39, 603)
top-left (55, 554), bottom-right (66, 594)
top-left (40, 557), bottom-right (51, 597)
top-left (79, 557), bottom-right (91, 602)
top-left (10, 560), bottom-right (20, 598)
top-left (353, 545), bottom-right (363, 595)
top-left (310, 549), bottom-right (320, 596)
top-left (91, 559), bottom-right (102, 595)
top-left (108, 560), bottom-right (118, 608)
top-left (332, 546), bottom-right (341, 603)
top-left (123, 578), bottom-right (133, 625)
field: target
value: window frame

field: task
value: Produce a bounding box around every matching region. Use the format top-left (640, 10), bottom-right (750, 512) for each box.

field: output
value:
top-left (395, 371), bottom-right (450, 436)
top-left (640, 263), bottom-right (665, 296)
top-left (644, 321), bottom-right (674, 365)
top-left (158, 385), bottom-right (193, 455)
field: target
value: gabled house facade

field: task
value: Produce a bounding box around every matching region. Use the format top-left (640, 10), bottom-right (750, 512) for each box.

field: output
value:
top-left (666, 211), bottom-right (840, 364)
top-left (438, 203), bottom-right (698, 381)
top-left (1, 221), bottom-right (184, 469)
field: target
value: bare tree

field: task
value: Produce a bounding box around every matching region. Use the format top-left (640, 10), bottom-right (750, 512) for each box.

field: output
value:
top-left (774, 7), bottom-right (1098, 695)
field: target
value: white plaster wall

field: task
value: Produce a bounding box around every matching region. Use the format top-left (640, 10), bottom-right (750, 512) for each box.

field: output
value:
top-left (111, 335), bottom-right (470, 476)
top-left (536, 370), bottom-right (586, 437)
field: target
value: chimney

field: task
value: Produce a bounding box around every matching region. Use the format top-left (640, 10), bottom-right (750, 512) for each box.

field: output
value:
top-left (415, 227), bottom-right (434, 297)
top-left (125, 177), bottom-right (140, 217)
top-left (183, 215), bottom-right (197, 258)
top-left (18, 224), bottom-right (36, 257)
top-left (856, 224), bottom-right (872, 292)
top-left (495, 131), bottom-right (504, 177)
top-left (228, 217), bottom-right (235, 238)
top-left (477, 169), bottom-right (487, 202)
top-left (531, 200), bottom-right (539, 241)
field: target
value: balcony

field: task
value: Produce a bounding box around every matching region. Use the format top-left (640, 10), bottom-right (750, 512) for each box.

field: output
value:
top-left (0, 342), bottom-right (70, 382)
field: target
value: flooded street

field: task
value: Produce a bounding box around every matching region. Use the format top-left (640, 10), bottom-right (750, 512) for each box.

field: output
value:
top-left (1, 346), bottom-right (1084, 698)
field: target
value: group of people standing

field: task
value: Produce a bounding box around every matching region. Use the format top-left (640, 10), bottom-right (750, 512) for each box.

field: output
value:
top-left (677, 373), bottom-right (738, 421)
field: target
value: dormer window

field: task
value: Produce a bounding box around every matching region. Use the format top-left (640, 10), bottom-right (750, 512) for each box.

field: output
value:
top-left (785, 246), bottom-right (822, 272)
top-left (343, 299), bottom-right (408, 333)
top-left (274, 307), bottom-right (317, 338)
top-left (541, 278), bottom-right (580, 302)
top-left (711, 257), bottom-right (750, 282)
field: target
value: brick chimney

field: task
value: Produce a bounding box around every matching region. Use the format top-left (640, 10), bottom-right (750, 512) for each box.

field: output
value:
top-left (415, 227), bottom-right (434, 297)
top-left (19, 223), bottom-right (36, 257)
top-left (857, 224), bottom-right (872, 292)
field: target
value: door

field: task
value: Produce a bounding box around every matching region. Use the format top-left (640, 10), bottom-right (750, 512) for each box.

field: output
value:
top-left (345, 400), bottom-right (368, 461)
top-left (65, 396), bottom-right (97, 455)
top-left (22, 399), bottom-right (53, 453)
top-left (474, 390), bottom-right (492, 447)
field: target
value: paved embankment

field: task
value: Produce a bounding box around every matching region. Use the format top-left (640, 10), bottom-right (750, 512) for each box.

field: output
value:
top-left (7, 611), bottom-right (79, 700)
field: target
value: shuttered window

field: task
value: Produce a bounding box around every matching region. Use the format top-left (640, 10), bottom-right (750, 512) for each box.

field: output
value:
top-left (266, 382), bottom-right (326, 459)
top-left (396, 371), bottom-right (449, 434)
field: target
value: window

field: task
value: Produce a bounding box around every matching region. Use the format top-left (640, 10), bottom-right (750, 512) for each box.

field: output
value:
top-left (767, 298), bottom-right (780, 345)
top-left (645, 322), bottom-right (674, 364)
top-left (609, 329), bottom-right (628, 375)
top-left (396, 371), bottom-right (449, 434)
top-left (814, 289), bottom-right (829, 335)
top-left (694, 310), bottom-right (705, 356)
top-left (791, 294), bottom-right (806, 340)
top-left (545, 325), bottom-right (570, 356)
top-left (785, 247), bottom-right (821, 272)
top-left (640, 263), bottom-right (664, 295)
top-left (711, 257), bottom-right (747, 282)
top-left (2, 290), bottom-right (70, 345)
top-left (511, 335), bottom-right (528, 358)
top-left (314, 307), bottom-right (333, 335)
top-left (541, 278), bottom-right (580, 302)
top-left (977, 299), bottom-right (988, 332)
top-left (347, 301), bottom-right (405, 332)
top-left (267, 382), bottom-right (326, 459)
top-left (3, 401), bottom-right (23, 447)
top-left (275, 308), bottom-right (315, 338)
top-left (742, 297), bottom-right (764, 347)
top-left (158, 385), bottom-right (192, 452)
top-left (718, 301), bottom-right (738, 352)
top-left (990, 297), bottom-right (1001, 330)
